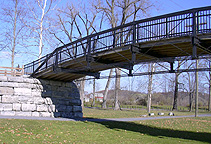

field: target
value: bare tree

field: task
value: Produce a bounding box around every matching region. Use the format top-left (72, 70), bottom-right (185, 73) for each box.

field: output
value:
top-left (23, 0), bottom-right (56, 59)
top-left (172, 60), bottom-right (183, 111)
top-left (0, 0), bottom-right (26, 67)
top-left (52, 1), bottom-right (101, 107)
top-left (102, 69), bottom-right (113, 108)
top-left (93, 0), bottom-right (154, 110)
top-left (147, 63), bottom-right (155, 113)
top-left (92, 78), bottom-right (96, 107)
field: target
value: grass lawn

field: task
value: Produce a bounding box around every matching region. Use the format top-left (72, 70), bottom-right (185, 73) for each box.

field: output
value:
top-left (83, 107), bottom-right (211, 119)
top-left (0, 108), bottom-right (210, 143)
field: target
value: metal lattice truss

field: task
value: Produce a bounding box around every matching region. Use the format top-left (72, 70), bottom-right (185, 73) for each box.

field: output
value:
top-left (24, 6), bottom-right (211, 81)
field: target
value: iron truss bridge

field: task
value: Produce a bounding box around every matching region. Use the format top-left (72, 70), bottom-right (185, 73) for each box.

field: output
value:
top-left (24, 6), bottom-right (211, 81)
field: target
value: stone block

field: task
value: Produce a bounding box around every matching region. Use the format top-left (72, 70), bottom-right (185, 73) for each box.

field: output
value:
top-left (66, 106), bottom-right (73, 111)
top-left (52, 91), bottom-right (64, 97)
top-left (39, 112), bottom-right (51, 117)
top-left (48, 105), bottom-right (56, 112)
top-left (0, 87), bottom-right (14, 95)
top-left (74, 112), bottom-right (83, 118)
top-left (56, 105), bottom-right (67, 112)
top-left (22, 104), bottom-right (36, 112)
top-left (0, 82), bottom-right (19, 88)
top-left (32, 84), bottom-right (43, 90)
top-left (2, 95), bottom-right (19, 103)
top-left (69, 100), bottom-right (81, 106)
top-left (32, 112), bottom-right (40, 117)
top-left (61, 112), bottom-right (73, 118)
top-left (55, 99), bottom-right (69, 105)
top-left (42, 91), bottom-right (52, 97)
top-left (37, 105), bottom-right (48, 112)
top-left (66, 82), bottom-right (76, 88)
top-left (7, 76), bottom-right (23, 83)
top-left (32, 78), bottom-right (41, 84)
top-left (53, 112), bottom-right (61, 117)
top-left (23, 78), bottom-right (35, 84)
top-left (51, 86), bottom-right (58, 92)
top-left (45, 97), bottom-right (53, 105)
top-left (13, 103), bottom-right (22, 111)
top-left (33, 97), bottom-right (45, 104)
top-left (0, 76), bottom-right (7, 82)
top-left (14, 88), bottom-right (31, 95)
top-left (58, 87), bottom-right (69, 92)
top-left (73, 106), bottom-right (82, 112)
top-left (17, 96), bottom-right (32, 104)
top-left (39, 79), bottom-right (50, 85)
top-left (0, 111), bottom-right (15, 116)
top-left (31, 89), bottom-right (42, 97)
top-left (2, 104), bottom-right (13, 111)
top-left (50, 81), bottom-right (62, 86)
top-left (15, 111), bottom-right (32, 117)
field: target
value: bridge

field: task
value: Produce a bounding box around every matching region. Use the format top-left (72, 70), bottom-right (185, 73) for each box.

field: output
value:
top-left (24, 6), bottom-right (211, 81)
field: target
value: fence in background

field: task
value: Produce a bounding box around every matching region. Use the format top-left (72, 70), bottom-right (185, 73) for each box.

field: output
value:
top-left (0, 66), bottom-right (24, 76)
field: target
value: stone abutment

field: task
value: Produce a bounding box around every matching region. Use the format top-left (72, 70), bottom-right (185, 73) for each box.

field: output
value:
top-left (0, 76), bottom-right (82, 118)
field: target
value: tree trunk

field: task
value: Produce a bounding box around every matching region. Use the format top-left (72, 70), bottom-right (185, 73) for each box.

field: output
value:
top-left (172, 72), bottom-right (179, 111)
top-left (102, 69), bottom-right (113, 109)
top-left (172, 61), bottom-right (181, 111)
top-left (79, 78), bottom-right (85, 109)
top-left (114, 68), bottom-right (120, 110)
top-left (189, 92), bottom-right (193, 111)
top-left (147, 63), bottom-right (154, 113)
top-left (11, 0), bottom-right (18, 68)
top-left (92, 78), bottom-right (96, 107)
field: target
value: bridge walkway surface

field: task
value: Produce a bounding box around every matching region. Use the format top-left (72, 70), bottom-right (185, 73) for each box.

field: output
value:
top-left (24, 6), bottom-right (211, 81)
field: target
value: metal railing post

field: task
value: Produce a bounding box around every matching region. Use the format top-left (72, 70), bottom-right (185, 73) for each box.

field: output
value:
top-left (113, 30), bottom-right (116, 48)
top-left (192, 10), bottom-right (197, 59)
top-left (53, 49), bottom-right (59, 71)
top-left (86, 37), bottom-right (92, 68)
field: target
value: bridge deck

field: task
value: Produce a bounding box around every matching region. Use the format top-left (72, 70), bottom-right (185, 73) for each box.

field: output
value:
top-left (24, 6), bottom-right (211, 81)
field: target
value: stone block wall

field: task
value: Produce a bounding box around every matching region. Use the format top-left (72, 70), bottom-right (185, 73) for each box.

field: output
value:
top-left (0, 76), bottom-right (82, 118)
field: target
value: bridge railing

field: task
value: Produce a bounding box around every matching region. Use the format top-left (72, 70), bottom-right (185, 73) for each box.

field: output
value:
top-left (24, 6), bottom-right (211, 76)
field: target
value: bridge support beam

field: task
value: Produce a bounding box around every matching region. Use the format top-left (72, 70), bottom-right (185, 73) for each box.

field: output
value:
top-left (54, 67), bottom-right (100, 79)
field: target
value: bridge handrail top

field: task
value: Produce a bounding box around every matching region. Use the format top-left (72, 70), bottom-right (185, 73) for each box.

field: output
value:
top-left (24, 6), bottom-right (211, 66)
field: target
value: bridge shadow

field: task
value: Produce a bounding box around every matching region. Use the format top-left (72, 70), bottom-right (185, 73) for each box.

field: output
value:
top-left (78, 117), bottom-right (211, 143)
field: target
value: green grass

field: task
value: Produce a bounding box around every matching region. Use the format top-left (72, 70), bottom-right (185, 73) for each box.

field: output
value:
top-left (83, 107), bottom-right (211, 119)
top-left (0, 108), bottom-right (211, 143)
top-left (0, 117), bottom-right (210, 143)
top-left (85, 103), bottom-right (210, 112)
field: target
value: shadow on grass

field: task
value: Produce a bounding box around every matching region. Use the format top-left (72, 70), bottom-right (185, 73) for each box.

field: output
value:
top-left (81, 118), bottom-right (211, 143)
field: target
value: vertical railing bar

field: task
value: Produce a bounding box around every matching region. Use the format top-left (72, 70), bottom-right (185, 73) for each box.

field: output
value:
top-left (113, 30), bottom-right (116, 48)
top-left (33, 61), bottom-right (34, 74)
top-left (133, 23), bottom-right (136, 44)
top-left (166, 17), bottom-right (168, 37)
